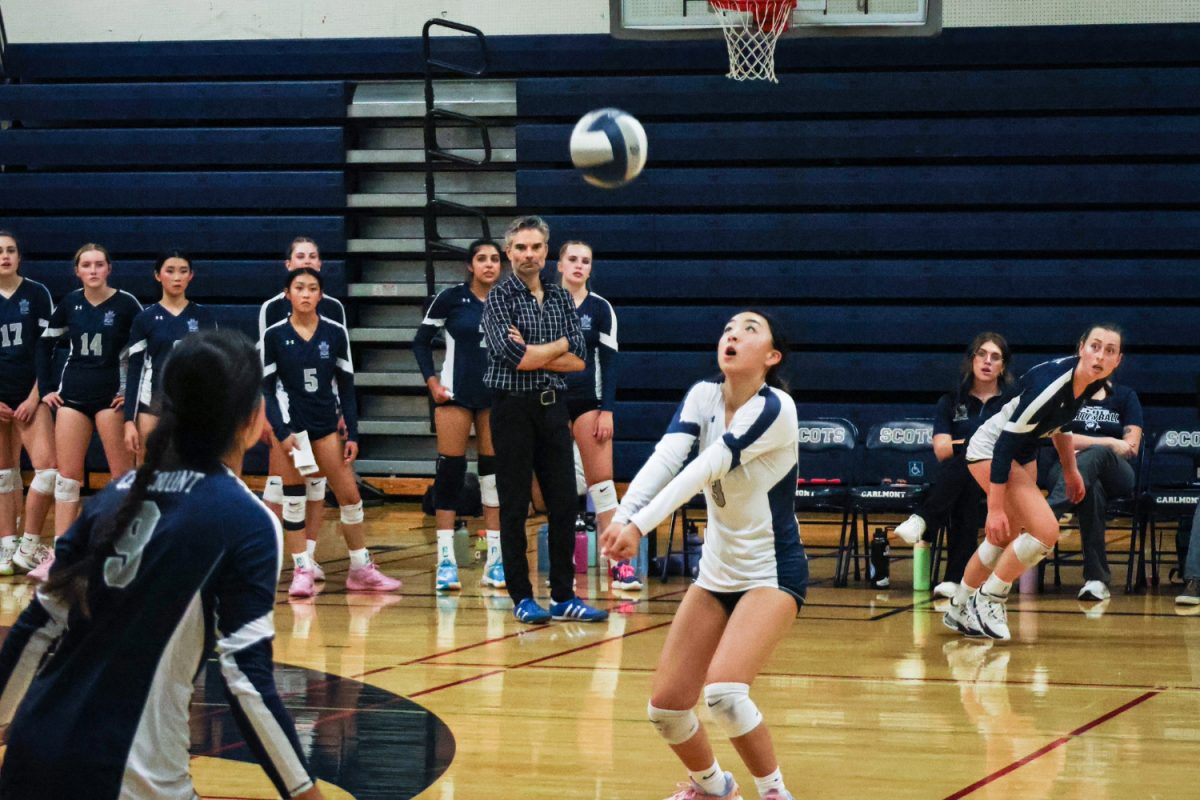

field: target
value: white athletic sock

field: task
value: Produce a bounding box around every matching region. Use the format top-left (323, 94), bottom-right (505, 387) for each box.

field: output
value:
top-left (753, 768), bottom-right (786, 797)
top-left (306, 539), bottom-right (317, 558)
top-left (953, 581), bottom-right (975, 606)
top-left (982, 574), bottom-right (1012, 599)
top-left (485, 530), bottom-right (500, 567)
top-left (292, 552), bottom-right (311, 571)
top-left (437, 529), bottom-right (455, 564)
top-left (17, 533), bottom-right (40, 555)
top-left (348, 548), bottom-right (371, 569)
top-left (690, 761), bottom-right (726, 796)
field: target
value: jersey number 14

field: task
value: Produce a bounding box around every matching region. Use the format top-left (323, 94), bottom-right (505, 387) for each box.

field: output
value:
top-left (80, 332), bottom-right (103, 356)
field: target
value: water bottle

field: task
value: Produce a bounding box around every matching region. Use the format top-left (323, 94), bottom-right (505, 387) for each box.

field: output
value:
top-left (868, 528), bottom-right (891, 588)
top-left (574, 515), bottom-right (589, 574)
top-left (473, 530), bottom-right (487, 564)
top-left (584, 513), bottom-right (598, 568)
top-left (912, 540), bottom-right (931, 592)
top-left (453, 519), bottom-right (472, 565)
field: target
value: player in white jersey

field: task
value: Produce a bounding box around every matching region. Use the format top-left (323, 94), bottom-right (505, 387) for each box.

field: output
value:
top-left (602, 311), bottom-right (805, 800)
top-left (945, 324), bottom-right (1123, 642)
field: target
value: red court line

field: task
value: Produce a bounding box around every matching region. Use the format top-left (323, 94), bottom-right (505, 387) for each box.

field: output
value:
top-left (942, 689), bottom-right (1163, 800)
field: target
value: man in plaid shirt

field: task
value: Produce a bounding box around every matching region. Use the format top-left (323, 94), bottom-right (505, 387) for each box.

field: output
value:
top-left (482, 215), bottom-right (609, 625)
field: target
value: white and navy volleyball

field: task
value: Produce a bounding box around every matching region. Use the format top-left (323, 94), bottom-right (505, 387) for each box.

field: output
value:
top-left (569, 108), bottom-right (648, 188)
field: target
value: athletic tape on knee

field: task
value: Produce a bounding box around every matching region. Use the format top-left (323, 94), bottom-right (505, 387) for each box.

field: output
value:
top-left (704, 682), bottom-right (763, 740)
top-left (587, 480), bottom-right (618, 514)
top-left (0, 470), bottom-right (13, 494)
top-left (282, 485), bottom-right (306, 529)
top-left (433, 454), bottom-right (467, 511)
top-left (30, 469), bottom-right (56, 496)
top-left (263, 475), bottom-right (284, 504)
top-left (1013, 531), bottom-right (1053, 568)
top-left (479, 474), bottom-right (498, 507)
top-left (647, 702), bottom-right (700, 745)
top-left (977, 539), bottom-right (1005, 570)
top-left (7, 468), bottom-right (19, 493)
top-left (306, 477), bottom-right (327, 502)
top-left (340, 501), bottom-right (364, 525)
top-left (54, 475), bottom-right (81, 504)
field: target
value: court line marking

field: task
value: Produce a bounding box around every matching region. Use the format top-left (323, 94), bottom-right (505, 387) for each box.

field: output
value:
top-left (941, 689), bottom-right (1164, 799)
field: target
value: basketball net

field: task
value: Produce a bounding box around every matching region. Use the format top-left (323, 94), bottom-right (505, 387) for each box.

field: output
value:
top-left (709, 0), bottom-right (796, 83)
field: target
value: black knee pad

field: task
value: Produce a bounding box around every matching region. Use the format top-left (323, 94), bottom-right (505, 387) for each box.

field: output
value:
top-left (477, 454), bottom-right (496, 478)
top-left (433, 454), bottom-right (468, 511)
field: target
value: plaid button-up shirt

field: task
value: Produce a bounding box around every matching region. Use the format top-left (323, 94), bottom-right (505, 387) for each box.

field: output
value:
top-left (482, 273), bottom-right (586, 392)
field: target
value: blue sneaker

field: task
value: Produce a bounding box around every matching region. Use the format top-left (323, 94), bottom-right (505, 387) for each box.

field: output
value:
top-left (481, 560), bottom-right (506, 589)
top-left (548, 596), bottom-right (609, 623)
top-left (435, 559), bottom-right (461, 592)
top-left (513, 598), bottom-right (551, 624)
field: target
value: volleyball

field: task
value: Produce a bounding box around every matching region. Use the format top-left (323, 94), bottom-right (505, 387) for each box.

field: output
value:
top-left (569, 108), bottom-right (648, 188)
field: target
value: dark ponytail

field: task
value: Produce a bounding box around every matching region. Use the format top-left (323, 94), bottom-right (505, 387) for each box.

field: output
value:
top-left (43, 330), bottom-right (263, 616)
top-left (736, 309), bottom-right (790, 391)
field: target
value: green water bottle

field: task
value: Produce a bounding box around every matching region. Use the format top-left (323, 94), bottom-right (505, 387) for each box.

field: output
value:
top-left (912, 540), bottom-right (931, 592)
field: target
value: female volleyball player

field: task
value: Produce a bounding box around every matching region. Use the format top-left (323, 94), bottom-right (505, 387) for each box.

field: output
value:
top-left (946, 323), bottom-right (1123, 641)
top-left (412, 239), bottom-right (505, 592)
top-left (35, 244), bottom-right (142, 579)
top-left (0, 232), bottom-right (57, 577)
top-left (261, 268), bottom-right (400, 597)
top-left (601, 310), bottom-right (804, 800)
top-left (0, 329), bottom-right (322, 800)
top-left (557, 241), bottom-right (639, 590)
top-left (258, 237), bottom-right (346, 582)
top-left (123, 250), bottom-right (217, 465)
top-left (894, 332), bottom-right (1013, 597)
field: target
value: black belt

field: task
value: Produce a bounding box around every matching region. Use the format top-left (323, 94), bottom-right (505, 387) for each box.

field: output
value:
top-left (497, 388), bottom-right (559, 406)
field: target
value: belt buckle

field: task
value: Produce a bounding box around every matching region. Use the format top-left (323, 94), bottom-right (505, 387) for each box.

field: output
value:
top-left (539, 388), bottom-right (556, 406)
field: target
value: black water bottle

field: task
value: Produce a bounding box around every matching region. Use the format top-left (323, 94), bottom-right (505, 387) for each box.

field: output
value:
top-left (869, 528), bottom-right (891, 588)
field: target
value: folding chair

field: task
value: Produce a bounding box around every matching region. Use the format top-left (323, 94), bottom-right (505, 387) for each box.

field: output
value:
top-left (844, 420), bottom-right (940, 586)
top-left (1129, 429), bottom-right (1200, 591)
top-left (793, 418), bottom-right (859, 587)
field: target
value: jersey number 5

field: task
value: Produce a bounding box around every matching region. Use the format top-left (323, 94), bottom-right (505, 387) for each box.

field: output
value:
top-left (303, 367), bottom-right (318, 392)
top-left (103, 501), bottom-right (162, 589)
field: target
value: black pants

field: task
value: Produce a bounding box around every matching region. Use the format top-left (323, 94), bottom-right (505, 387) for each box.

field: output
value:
top-left (917, 452), bottom-right (985, 584)
top-left (491, 391), bottom-right (578, 604)
top-left (1046, 446), bottom-right (1136, 584)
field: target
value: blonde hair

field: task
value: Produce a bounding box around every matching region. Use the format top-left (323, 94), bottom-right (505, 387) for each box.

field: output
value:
top-left (74, 243), bottom-right (111, 267)
top-left (286, 236), bottom-right (319, 260)
top-left (558, 240), bottom-right (592, 260)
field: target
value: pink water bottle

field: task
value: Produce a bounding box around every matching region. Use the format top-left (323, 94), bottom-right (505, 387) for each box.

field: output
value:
top-left (574, 517), bottom-right (589, 573)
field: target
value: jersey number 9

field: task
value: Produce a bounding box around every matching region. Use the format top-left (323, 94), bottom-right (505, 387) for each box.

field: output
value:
top-left (103, 501), bottom-right (162, 589)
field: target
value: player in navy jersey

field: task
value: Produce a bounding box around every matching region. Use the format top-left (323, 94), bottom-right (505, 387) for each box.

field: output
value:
top-left (0, 232), bottom-right (58, 578)
top-left (261, 268), bottom-right (400, 597)
top-left (123, 250), bottom-right (217, 466)
top-left (258, 237), bottom-right (346, 583)
top-left (602, 311), bottom-right (804, 800)
top-left (945, 324), bottom-right (1124, 641)
top-left (0, 329), bottom-right (323, 800)
top-left (412, 239), bottom-right (505, 592)
top-left (35, 244), bottom-right (142, 580)
top-left (894, 332), bottom-right (1014, 598)
top-left (557, 241), bottom-right (637, 590)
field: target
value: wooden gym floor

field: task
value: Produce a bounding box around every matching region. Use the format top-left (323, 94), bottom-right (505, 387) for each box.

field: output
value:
top-left (0, 504), bottom-right (1196, 799)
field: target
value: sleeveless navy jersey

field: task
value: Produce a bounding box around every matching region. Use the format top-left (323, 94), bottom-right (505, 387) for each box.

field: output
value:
top-left (412, 283), bottom-right (491, 409)
top-left (0, 468), bottom-right (314, 799)
top-left (258, 291), bottom-right (344, 338)
top-left (124, 302), bottom-right (219, 421)
top-left (0, 278), bottom-right (54, 404)
top-left (563, 291), bottom-right (619, 410)
top-left (38, 289), bottom-right (143, 403)
top-left (967, 356), bottom-right (1107, 483)
top-left (261, 317), bottom-right (359, 442)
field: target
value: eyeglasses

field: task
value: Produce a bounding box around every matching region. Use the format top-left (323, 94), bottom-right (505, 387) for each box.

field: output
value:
top-left (974, 349), bottom-right (1004, 364)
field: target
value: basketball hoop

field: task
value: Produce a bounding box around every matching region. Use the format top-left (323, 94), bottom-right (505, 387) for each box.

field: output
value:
top-left (709, 0), bottom-right (797, 83)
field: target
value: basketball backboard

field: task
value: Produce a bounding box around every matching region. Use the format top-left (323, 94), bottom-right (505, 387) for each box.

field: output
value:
top-left (612, 0), bottom-right (940, 39)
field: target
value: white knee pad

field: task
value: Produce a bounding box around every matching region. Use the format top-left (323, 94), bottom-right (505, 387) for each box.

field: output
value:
top-left (0, 469), bottom-right (13, 494)
top-left (647, 702), bottom-right (700, 745)
top-left (703, 682), bottom-right (763, 740)
top-left (977, 539), bottom-right (1005, 570)
top-left (30, 469), bottom-right (56, 496)
top-left (479, 473), bottom-right (498, 507)
top-left (306, 477), bottom-right (327, 502)
top-left (263, 475), bottom-right (284, 504)
top-left (54, 475), bottom-right (81, 504)
top-left (282, 496), bottom-right (306, 526)
top-left (574, 443), bottom-right (587, 496)
top-left (1013, 531), bottom-right (1053, 568)
top-left (340, 501), bottom-right (364, 525)
top-left (587, 480), bottom-right (618, 514)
